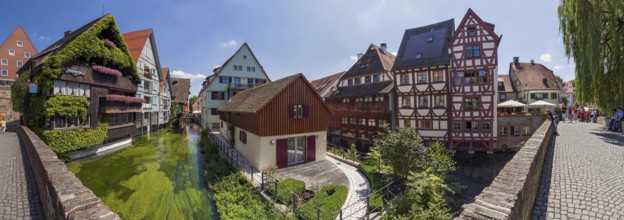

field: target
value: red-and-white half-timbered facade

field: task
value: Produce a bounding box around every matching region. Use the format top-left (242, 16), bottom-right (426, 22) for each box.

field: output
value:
top-left (448, 9), bottom-right (501, 153)
top-left (393, 19), bottom-right (455, 146)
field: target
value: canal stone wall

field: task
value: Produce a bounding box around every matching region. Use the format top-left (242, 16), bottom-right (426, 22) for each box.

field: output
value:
top-left (458, 119), bottom-right (554, 219)
top-left (16, 126), bottom-right (119, 220)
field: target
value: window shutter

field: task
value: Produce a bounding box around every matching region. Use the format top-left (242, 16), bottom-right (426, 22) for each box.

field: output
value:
top-left (306, 136), bottom-right (316, 162)
top-left (289, 104), bottom-right (294, 118)
top-left (303, 105), bottom-right (309, 117)
top-left (530, 93), bottom-right (536, 99)
top-left (276, 139), bottom-right (288, 168)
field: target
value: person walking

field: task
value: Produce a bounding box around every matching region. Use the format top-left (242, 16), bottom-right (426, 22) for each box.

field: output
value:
top-left (1, 118), bottom-right (6, 134)
top-left (548, 109), bottom-right (558, 135)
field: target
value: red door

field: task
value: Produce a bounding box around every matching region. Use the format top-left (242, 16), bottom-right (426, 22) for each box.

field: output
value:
top-left (306, 136), bottom-right (316, 162)
top-left (276, 139), bottom-right (288, 168)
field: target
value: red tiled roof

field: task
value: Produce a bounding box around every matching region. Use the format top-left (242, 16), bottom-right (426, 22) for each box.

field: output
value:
top-left (310, 71), bottom-right (345, 97)
top-left (509, 62), bottom-right (560, 90)
top-left (160, 67), bottom-right (169, 92)
top-left (170, 77), bottom-right (191, 104)
top-left (122, 29), bottom-right (152, 62)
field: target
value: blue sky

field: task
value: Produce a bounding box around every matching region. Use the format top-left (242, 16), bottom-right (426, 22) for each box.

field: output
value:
top-left (1, 0), bottom-right (573, 96)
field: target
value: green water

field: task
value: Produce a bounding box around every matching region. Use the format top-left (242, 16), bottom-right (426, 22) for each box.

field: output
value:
top-left (68, 122), bottom-right (217, 220)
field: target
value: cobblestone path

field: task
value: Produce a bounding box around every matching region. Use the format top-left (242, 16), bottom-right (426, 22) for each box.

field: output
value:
top-left (326, 156), bottom-right (370, 220)
top-left (532, 122), bottom-right (624, 219)
top-left (0, 121), bottom-right (44, 219)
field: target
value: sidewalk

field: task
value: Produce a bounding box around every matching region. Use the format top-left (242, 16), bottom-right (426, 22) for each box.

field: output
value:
top-left (326, 156), bottom-right (370, 220)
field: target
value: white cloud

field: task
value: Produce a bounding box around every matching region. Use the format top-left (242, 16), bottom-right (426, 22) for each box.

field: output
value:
top-left (350, 55), bottom-right (358, 61)
top-left (554, 65), bottom-right (561, 69)
top-left (540, 53), bottom-right (552, 62)
top-left (171, 70), bottom-right (207, 81)
top-left (221, 40), bottom-right (238, 47)
top-left (390, 51), bottom-right (397, 56)
top-left (32, 32), bottom-right (50, 41)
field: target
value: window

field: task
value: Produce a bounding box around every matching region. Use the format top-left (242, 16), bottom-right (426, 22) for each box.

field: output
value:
top-left (1, 70), bottom-right (7, 76)
top-left (427, 36), bottom-right (434, 42)
top-left (350, 118), bottom-right (357, 125)
top-left (342, 117), bottom-right (348, 124)
top-left (17, 41), bottom-right (23, 47)
top-left (531, 93), bottom-right (548, 100)
top-left (355, 97), bottom-right (363, 102)
top-left (368, 119), bottom-right (377, 127)
top-left (467, 27), bottom-right (476, 37)
top-left (415, 53), bottom-right (422, 59)
top-left (239, 130), bottom-right (247, 144)
top-left (9, 50), bottom-right (15, 56)
top-left (243, 55), bottom-right (247, 59)
top-left (453, 122), bottom-right (462, 131)
top-left (400, 74), bottom-right (410, 85)
top-left (511, 126), bottom-right (520, 136)
top-left (551, 93), bottom-right (558, 99)
top-left (498, 127), bottom-right (508, 136)
top-left (453, 72), bottom-right (463, 85)
top-left (378, 120), bottom-right (387, 127)
top-left (375, 95), bottom-right (384, 102)
top-left (466, 45), bottom-right (480, 58)
top-left (364, 76), bottom-right (371, 83)
top-left (247, 66), bottom-right (251, 72)
top-left (418, 96), bottom-right (428, 108)
top-left (358, 118), bottom-right (365, 126)
top-left (292, 104), bottom-right (305, 118)
top-left (233, 65), bottom-right (242, 71)
top-left (401, 97), bottom-right (411, 107)
top-left (107, 113), bottom-right (134, 126)
top-left (499, 93), bottom-right (507, 102)
top-left (251, 67), bottom-right (256, 72)
top-left (212, 123), bottom-right (220, 129)
top-left (52, 80), bottom-right (90, 97)
top-left (404, 120), bottom-right (411, 127)
top-left (25, 52), bottom-right (30, 58)
top-left (522, 126), bottom-right (531, 135)
top-left (464, 98), bottom-right (479, 110)
top-left (343, 98), bottom-right (350, 103)
top-left (418, 120), bottom-right (432, 129)
top-left (373, 74), bottom-right (381, 82)
top-left (211, 108), bottom-right (218, 115)
top-left (434, 95), bottom-right (445, 107)
top-left (464, 72), bottom-right (478, 84)
top-left (219, 76), bottom-right (231, 84)
top-left (347, 79), bottom-right (353, 86)
top-left (417, 72), bottom-right (428, 83)
top-left (364, 96), bottom-right (373, 102)
top-left (354, 78), bottom-right (361, 85)
top-left (432, 70), bottom-right (444, 82)
top-left (479, 70), bottom-right (488, 83)
top-left (233, 77), bottom-right (241, 86)
top-left (211, 91), bottom-right (225, 100)
top-left (482, 122), bottom-right (491, 131)
top-left (465, 122), bottom-right (479, 132)
top-left (1, 59), bottom-right (7, 65)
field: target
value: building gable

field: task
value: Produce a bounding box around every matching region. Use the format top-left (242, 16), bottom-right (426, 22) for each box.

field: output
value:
top-left (205, 43), bottom-right (271, 91)
top-left (0, 25), bottom-right (38, 89)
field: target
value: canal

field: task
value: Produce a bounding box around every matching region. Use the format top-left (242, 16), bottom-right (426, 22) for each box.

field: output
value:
top-left (67, 122), bottom-right (217, 220)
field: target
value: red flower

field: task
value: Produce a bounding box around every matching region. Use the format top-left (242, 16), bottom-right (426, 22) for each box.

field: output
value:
top-left (92, 65), bottom-right (123, 77)
top-left (105, 94), bottom-right (145, 103)
top-left (103, 39), bottom-right (117, 48)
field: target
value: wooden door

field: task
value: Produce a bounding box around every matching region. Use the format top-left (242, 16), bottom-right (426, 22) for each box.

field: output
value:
top-left (306, 136), bottom-right (316, 162)
top-left (276, 139), bottom-right (288, 168)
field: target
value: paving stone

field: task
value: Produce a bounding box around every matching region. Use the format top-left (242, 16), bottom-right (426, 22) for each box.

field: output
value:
top-left (531, 123), bottom-right (624, 219)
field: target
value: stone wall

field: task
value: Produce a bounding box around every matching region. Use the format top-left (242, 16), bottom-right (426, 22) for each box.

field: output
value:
top-left (458, 119), bottom-right (554, 219)
top-left (16, 126), bottom-right (119, 220)
top-left (496, 116), bottom-right (547, 151)
top-left (0, 92), bottom-right (20, 120)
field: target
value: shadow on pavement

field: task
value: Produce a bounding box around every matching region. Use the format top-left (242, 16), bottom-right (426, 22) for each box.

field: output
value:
top-left (530, 133), bottom-right (557, 219)
top-left (590, 128), bottom-right (624, 146)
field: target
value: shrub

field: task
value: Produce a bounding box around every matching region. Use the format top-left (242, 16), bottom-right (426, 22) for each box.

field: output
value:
top-left (212, 173), bottom-right (277, 220)
top-left (44, 96), bottom-right (90, 121)
top-left (266, 178), bottom-right (306, 205)
top-left (297, 185), bottom-right (348, 220)
top-left (40, 123), bottom-right (108, 155)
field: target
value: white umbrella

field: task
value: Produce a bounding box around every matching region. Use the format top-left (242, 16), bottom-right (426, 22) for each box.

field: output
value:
top-left (529, 100), bottom-right (556, 107)
top-left (498, 100), bottom-right (527, 108)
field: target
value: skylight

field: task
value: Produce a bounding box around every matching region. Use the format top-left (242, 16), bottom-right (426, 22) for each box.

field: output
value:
top-left (416, 53), bottom-right (422, 59)
top-left (427, 36), bottom-right (434, 42)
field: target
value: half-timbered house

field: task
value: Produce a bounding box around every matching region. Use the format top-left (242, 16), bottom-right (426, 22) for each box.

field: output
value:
top-left (218, 73), bottom-right (330, 170)
top-left (448, 9), bottom-right (502, 153)
top-left (325, 43), bottom-right (396, 151)
top-left (393, 19), bottom-right (455, 146)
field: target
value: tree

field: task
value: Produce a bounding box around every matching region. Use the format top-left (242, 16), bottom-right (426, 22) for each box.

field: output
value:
top-left (558, 0), bottom-right (624, 110)
top-left (389, 168), bottom-right (453, 220)
top-left (376, 127), bottom-right (427, 179)
top-left (189, 95), bottom-right (199, 106)
top-left (554, 74), bottom-right (564, 85)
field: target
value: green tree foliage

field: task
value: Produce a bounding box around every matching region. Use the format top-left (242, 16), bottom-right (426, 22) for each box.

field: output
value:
top-left (296, 185), bottom-right (348, 220)
top-left (40, 123), bottom-right (108, 154)
top-left (266, 178), bottom-right (306, 205)
top-left (10, 70), bottom-right (30, 113)
top-left (558, 0), bottom-right (624, 110)
top-left (376, 127), bottom-right (427, 179)
top-left (44, 96), bottom-right (90, 121)
top-left (389, 168), bottom-right (453, 220)
top-left (189, 95), bottom-right (199, 106)
top-left (554, 74), bottom-right (565, 85)
top-left (426, 142), bottom-right (456, 179)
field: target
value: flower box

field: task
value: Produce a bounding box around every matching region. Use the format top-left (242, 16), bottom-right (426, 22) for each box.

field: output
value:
top-left (92, 65), bottom-right (123, 77)
top-left (105, 94), bottom-right (145, 103)
top-left (103, 39), bottom-right (117, 48)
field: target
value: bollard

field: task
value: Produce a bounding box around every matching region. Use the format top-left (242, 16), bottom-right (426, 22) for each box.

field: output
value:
top-left (261, 172), bottom-right (265, 190)
top-left (340, 209), bottom-right (343, 220)
top-left (292, 193), bottom-right (297, 213)
top-left (366, 196), bottom-right (370, 220)
top-left (274, 181), bottom-right (278, 199)
top-left (317, 207), bottom-right (321, 220)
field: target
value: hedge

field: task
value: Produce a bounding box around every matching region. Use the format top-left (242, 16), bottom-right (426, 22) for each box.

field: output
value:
top-left (297, 185), bottom-right (348, 220)
top-left (266, 178), bottom-right (306, 205)
top-left (39, 123), bottom-right (108, 155)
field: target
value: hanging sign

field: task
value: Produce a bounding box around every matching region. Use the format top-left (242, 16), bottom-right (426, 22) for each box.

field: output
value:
top-left (65, 65), bottom-right (85, 76)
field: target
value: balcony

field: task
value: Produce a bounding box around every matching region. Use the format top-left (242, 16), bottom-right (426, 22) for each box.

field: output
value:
top-left (100, 100), bottom-right (142, 113)
top-left (143, 103), bottom-right (152, 109)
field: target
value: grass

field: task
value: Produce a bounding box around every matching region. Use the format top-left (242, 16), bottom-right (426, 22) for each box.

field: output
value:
top-left (296, 185), bottom-right (348, 220)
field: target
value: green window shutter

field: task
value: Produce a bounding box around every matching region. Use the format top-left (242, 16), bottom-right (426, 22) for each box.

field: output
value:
top-left (551, 93), bottom-right (557, 99)
top-left (530, 93), bottom-right (536, 99)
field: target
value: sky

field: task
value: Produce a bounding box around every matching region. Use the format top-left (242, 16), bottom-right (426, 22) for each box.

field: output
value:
top-left (0, 0), bottom-right (574, 96)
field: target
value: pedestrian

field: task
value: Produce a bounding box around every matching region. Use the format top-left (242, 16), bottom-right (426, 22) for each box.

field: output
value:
top-left (0, 118), bottom-right (6, 134)
top-left (547, 109), bottom-right (558, 135)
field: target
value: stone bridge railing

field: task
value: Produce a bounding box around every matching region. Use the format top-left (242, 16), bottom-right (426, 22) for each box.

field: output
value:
top-left (458, 119), bottom-right (555, 219)
top-left (16, 126), bottom-right (119, 220)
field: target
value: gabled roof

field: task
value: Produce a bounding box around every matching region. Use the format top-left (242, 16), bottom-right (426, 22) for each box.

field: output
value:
top-left (171, 77), bottom-right (191, 104)
top-left (160, 67), bottom-right (169, 93)
top-left (509, 61), bottom-right (560, 91)
top-left (0, 25), bottom-right (38, 53)
top-left (392, 19), bottom-right (454, 70)
top-left (343, 44), bottom-right (395, 79)
top-left (451, 8), bottom-right (501, 44)
top-left (498, 74), bottom-right (516, 93)
top-left (212, 42), bottom-right (271, 81)
top-left (122, 29), bottom-right (152, 62)
top-left (329, 81), bottom-right (394, 98)
top-left (310, 71), bottom-right (345, 96)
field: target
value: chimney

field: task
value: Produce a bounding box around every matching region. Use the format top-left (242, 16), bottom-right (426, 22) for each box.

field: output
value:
top-left (357, 53), bottom-right (364, 60)
top-left (64, 30), bottom-right (72, 37)
top-left (380, 43), bottom-right (387, 53)
top-left (530, 60), bottom-right (535, 65)
top-left (513, 57), bottom-right (519, 63)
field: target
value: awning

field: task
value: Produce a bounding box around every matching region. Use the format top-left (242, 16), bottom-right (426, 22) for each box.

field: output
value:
top-left (497, 100), bottom-right (527, 108)
top-left (529, 100), bottom-right (556, 106)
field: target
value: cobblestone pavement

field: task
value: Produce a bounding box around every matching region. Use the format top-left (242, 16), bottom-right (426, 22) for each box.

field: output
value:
top-left (327, 156), bottom-right (370, 220)
top-left (532, 122), bottom-right (624, 220)
top-left (0, 121), bottom-right (44, 219)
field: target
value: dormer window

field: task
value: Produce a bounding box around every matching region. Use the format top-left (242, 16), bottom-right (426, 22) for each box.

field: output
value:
top-left (415, 53), bottom-right (422, 59)
top-left (468, 27), bottom-right (476, 37)
top-left (427, 36), bottom-right (434, 42)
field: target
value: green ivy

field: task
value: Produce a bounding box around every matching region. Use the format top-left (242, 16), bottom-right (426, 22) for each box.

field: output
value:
top-left (40, 123), bottom-right (108, 155)
top-left (36, 14), bottom-right (139, 87)
top-left (10, 70), bottom-right (30, 113)
top-left (44, 96), bottom-right (89, 122)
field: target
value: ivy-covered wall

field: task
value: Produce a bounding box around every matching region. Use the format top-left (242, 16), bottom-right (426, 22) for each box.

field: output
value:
top-left (40, 123), bottom-right (109, 155)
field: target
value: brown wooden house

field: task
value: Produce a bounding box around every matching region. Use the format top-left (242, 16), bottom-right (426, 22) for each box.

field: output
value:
top-left (325, 43), bottom-right (396, 151)
top-left (218, 73), bottom-right (330, 170)
top-left (18, 14), bottom-right (141, 145)
top-left (448, 9), bottom-right (502, 153)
